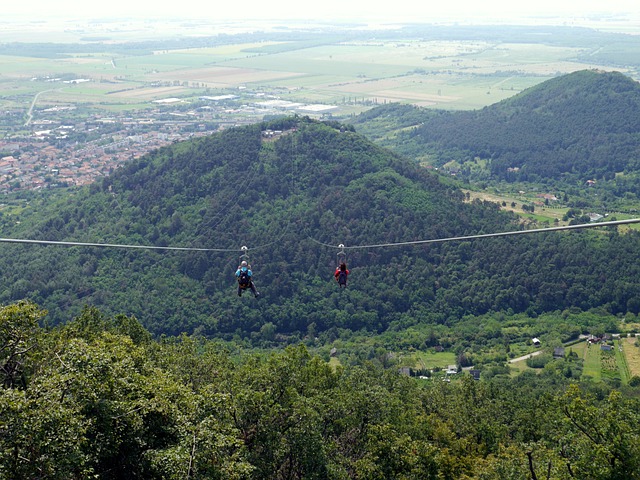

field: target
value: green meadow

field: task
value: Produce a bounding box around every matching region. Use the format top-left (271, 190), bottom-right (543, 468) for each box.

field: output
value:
top-left (411, 350), bottom-right (457, 370)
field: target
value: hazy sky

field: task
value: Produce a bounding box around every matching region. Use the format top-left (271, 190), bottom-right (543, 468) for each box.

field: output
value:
top-left (5, 0), bottom-right (640, 23)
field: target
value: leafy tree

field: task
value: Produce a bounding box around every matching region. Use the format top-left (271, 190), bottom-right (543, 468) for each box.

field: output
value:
top-left (0, 301), bottom-right (45, 389)
top-left (557, 385), bottom-right (640, 479)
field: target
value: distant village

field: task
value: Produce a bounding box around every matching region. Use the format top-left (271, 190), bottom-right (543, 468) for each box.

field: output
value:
top-left (0, 129), bottom-right (181, 192)
top-left (0, 90), bottom-right (338, 193)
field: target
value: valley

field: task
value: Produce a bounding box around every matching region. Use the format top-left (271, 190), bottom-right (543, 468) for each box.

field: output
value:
top-left (3, 14), bottom-right (640, 479)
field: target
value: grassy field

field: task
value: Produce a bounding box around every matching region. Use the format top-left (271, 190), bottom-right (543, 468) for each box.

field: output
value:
top-left (580, 340), bottom-right (632, 383)
top-left (463, 189), bottom-right (568, 223)
top-left (622, 336), bottom-right (640, 377)
top-left (462, 188), bottom-right (640, 228)
top-left (411, 350), bottom-right (457, 370)
top-left (615, 341), bottom-right (631, 384)
top-left (581, 342), bottom-right (603, 380)
top-left (0, 30), bottom-right (624, 116)
top-left (509, 356), bottom-right (531, 375)
top-left (567, 342), bottom-right (587, 359)
top-left (328, 356), bottom-right (341, 370)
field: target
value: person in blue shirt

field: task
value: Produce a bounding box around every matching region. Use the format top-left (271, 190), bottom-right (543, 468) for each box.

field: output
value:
top-left (235, 260), bottom-right (260, 298)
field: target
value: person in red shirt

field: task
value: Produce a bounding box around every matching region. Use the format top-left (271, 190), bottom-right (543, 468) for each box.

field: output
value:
top-left (334, 262), bottom-right (349, 288)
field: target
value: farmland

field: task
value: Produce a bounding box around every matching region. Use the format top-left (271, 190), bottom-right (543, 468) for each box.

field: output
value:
top-left (461, 188), bottom-right (640, 230)
top-left (502, 334), bottom-right (640, 386)
top-left (2, 18), bottom-right (640, 199)
top-left (623, 336), bottom-right (640, 377)
top-left (1, 19), bottom-right (636, 124)
top-left (0, 42), bottom-right (605, 113)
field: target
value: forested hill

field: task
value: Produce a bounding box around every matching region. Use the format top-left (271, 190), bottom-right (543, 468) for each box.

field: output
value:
top-left (354, 70), bottom-right (640, 183)
top-left (2, 116), bottom-right (640, 336)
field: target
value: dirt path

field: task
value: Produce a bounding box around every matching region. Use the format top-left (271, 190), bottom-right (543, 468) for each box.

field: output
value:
top-left (509, 350), bottom-right (543, 363)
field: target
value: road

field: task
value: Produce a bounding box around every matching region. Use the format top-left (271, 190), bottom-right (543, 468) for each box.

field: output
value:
top-left (509, 350), bottom-right (543, 363)
top-left (24, 89), bottom-right (58, 126)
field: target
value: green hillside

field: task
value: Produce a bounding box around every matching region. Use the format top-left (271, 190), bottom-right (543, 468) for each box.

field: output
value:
top-left (355, 70), bottom-right (640, 185)
top-left (2, 116), bottom-right (640, 336)
top-left (4, 302), bottom-right (640, 479)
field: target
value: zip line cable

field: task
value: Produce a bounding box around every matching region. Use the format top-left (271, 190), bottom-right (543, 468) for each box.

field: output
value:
top-left (0, 219), bottom-right (638, 254)
top-left (239, 233), bottom-right (289, 254)
top-left (1, 130), bottom-right (637, 256)
top-left (0, 137), bottom-right (298, 256)
top-left (308, 218), bottom-right (640, 251)
top-left (0, 237), bottom-right (238, 252)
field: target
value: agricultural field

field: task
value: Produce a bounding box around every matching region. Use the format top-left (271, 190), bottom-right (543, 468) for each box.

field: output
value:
top-left (622, 336), bottom-right (640, 377)
top-left (462, 188), bottom-right (569, 223)
top-left (1, 19), bottom-right (632, 121)
top-left (3, 19), bottom-right (640, 203)
top-left (411, 350), bottom-right (457, 371)
top-left (575, 340), bottom-right (629, 383)
top-left (507, 339), bottom-right (636, 385)
top-left (220, 41), bottom-right (612, 110)
top-left (461, 188), bottom-right (640, 230)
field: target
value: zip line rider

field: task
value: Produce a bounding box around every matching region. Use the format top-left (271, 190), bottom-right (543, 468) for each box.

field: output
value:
top-left (236, 260), bottom-right (260, 298)
top-left (333, 243), bottom-right (349, 288)
top-left (334, 262), bottom-right (349, 288)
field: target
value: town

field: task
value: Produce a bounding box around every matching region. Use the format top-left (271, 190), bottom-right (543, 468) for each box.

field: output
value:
top-left (0, 89), bottom-right (339, 192)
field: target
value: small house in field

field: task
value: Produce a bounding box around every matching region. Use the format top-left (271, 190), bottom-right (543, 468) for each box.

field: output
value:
top-left (469, 369), bottom-right (481, 381)
top-left (601, 344), bottom-right (613, 351)
top-left (532, 338), bottom-right (541, 347)
top-left (553, 347), bottom-right (565, 359)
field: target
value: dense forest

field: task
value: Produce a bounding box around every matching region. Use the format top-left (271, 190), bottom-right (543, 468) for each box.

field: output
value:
top-left (2, 301), bottom-right (640, 479)
top-left (1, 116), bottom-right (640, 337)
top-left (354, 70), bottom-right (640, 185)
top-left (4, 73), bottom-right (640, 480)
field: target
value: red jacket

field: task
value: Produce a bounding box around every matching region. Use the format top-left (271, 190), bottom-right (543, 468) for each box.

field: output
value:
top-left (334, 268), bottom-right (349, 281)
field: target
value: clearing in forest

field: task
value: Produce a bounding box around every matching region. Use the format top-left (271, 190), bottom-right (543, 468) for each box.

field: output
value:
top-left (581, 342), bottom-right (602, 380)
top-left (622, 336), bottom-right (640, 377)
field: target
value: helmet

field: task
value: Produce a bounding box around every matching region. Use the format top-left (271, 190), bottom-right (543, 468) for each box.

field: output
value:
top-left (241, 261), bottom-right (248, 267)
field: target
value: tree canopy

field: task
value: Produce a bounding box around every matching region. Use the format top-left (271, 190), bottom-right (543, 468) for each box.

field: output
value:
top-left (2, 301), bottom-right (640, 479)
top-left (354, 70), bottom-right (640, 184)
top-left (1, 116), bottom-right (640, 337)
